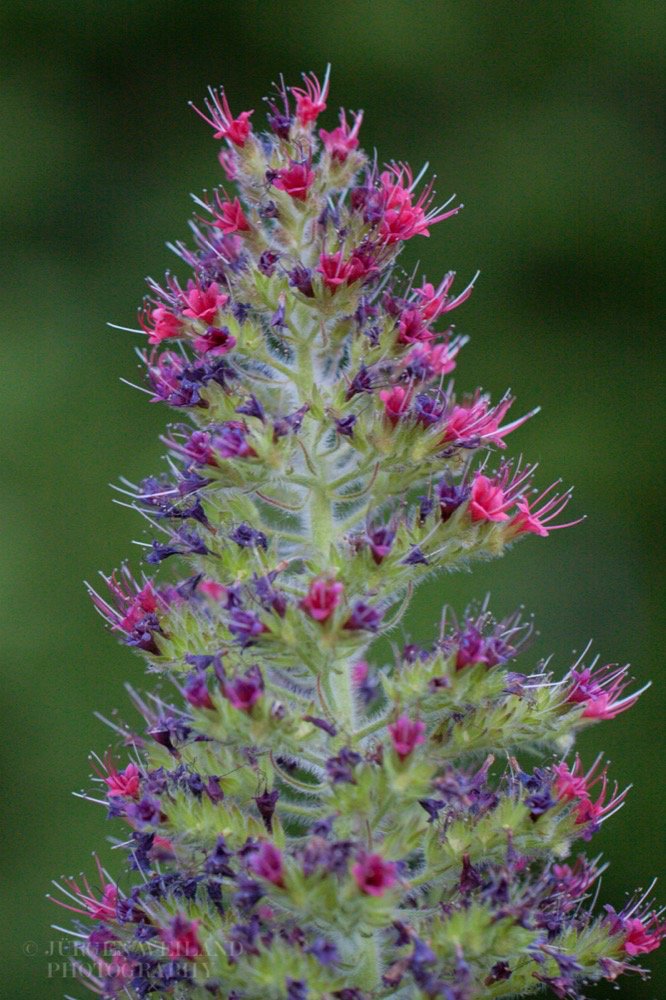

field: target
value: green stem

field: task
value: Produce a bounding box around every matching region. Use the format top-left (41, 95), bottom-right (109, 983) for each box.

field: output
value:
top-left (309, 482), bottom-right (334, 554)
top-left (354, 711), bottom-right (389, 741)
top-left (328, 660), bottom-right (355, 732)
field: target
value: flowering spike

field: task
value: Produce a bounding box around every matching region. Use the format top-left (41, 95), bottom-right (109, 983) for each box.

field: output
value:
top-left (54, 69), bottom-right (659, 999)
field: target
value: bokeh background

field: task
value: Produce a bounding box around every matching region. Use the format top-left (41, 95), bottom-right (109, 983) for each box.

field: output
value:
top-left (2, 1), bottom-right (664, 996)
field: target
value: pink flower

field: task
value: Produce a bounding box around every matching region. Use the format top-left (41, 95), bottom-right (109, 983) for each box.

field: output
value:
top-left (218, 148), bottom-right (237, 180)
top-left (442, 392), bottom-right (534, 448)
top-left (88, 569), bottom-right (157, 634)
top-left (469, 474), bottom-right (511, 522)
top-left (414, 271), bottom-right (478, 320)
top-left (352, 854), bottom-right (398, 896)
top-left (50, 857), bottom-right (118, 920)
top-left (273, 160), bottom-right (315, 201)
top-left (103, 759), bottom-right (141, 800)
top-left (403, 339), bottom-right (462, 379)
top-left (212, 195), bottom-right (250, 234)
top-left (379, 385), bottom-right (412, 423)
top-left (564, 660), bottom-right (646, 721)
top-left (319, 108), bottom-right (364, 162)
top-left (199, 580), bottom-right (227, 601)
top-left (510, 481), bottom-right (584, 537)
top-left (291, 67), bottom-right (330, 125)
top-left (301, 577), bottom-right (344, 622)
top-left (553, 759), bottom-right (595, 802)
top-left (182, 281), bottom-right (228, 323)
top-left (398, 308), bottom-right (432, 344)
top-left (249, 842), bottom-right (285, 886)
top-left (160, 916), bottom-right (203, 960)
top-left (378, 164), bottom-right (462, 244)
top-left (317, 251), bottom-right (354, 290)
top-left (553, 755), bottom-right (628, 827)
top-left (622, 916), bottom-right (666, 956)
top-left (191, 88), bottom-right (253, 147)
top-left (351, 660), bottom-right (369, 686)
top-left (345, 245), bottom-right (380, 283)
top-left (193, 325), bottom-right (237, 356)
top-left (145, 306), bottom-right (183, 345)
top-left (388, 715), bottom-right (426, 759)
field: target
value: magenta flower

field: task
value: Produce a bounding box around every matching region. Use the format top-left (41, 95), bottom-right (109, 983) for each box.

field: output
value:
top-left (443, 392), bottom-right (533, 448)
top-left (622, 916), bottom-right (666, 956)
top-left (565, 660), bottom-right (646, 720)
top-left (291, 67), bottom-right (330, 126)
top-left (455, 626), bottom-right (490, 669)
top-left (160, 916), bottom-right (203, 960)
top-left (352, 854), bottom-right (398, 896)
top-left (249, 842), bottom-right (285, 886)
top-left (378, 164), bottom-right (462, 243)
top-left (553, 758), bottom-right (596, 802)
top-left (184, 669), bottom-right (215, 710)
top-left (50, 857), bottom-right (118, 920)
top-left (191, 88), bottom-right (253, 147)
top-left (88, 567), bottom-right (157, 634)
top-left (388, 715), bottom-right (426, 760)
top-left (182, 280), bottom-right (228, 323)
top-left (193, 325), bottom-right (237, 356)
top-left (212, 194), bottom-right (250, 234)
top-left (319, 107), bottom-right (363, 162)
top-left (469, 474), bottom-right (511, 522)
top-left (397, 307), bottom-right (432, 344)
top-left (144, 305), bottom-right (183, 345)
top-left (223, 664), bottom-right (264, 710)
top-left (351, 660), bottom-right (369, 686)
top-left (199, 580), bottom-right (226, 601)
top-left (379, 384), bottom-right (412, 423)
top-left (273, 160), bottom-right (315, 201)
top-left (317, 250), bottom-right (354, 290)
top-left (301, 577), bottom-right (344, 622)
top-left (510, 481), bottom-right (584, 537)
top-left (414, 271), bottom-right (477, 320)
top-left (93, 753), bottom-right (141, 800)
top-left (404, 340), bottom-right (460, 377)
top-left (554, 755), bottom-right (628, 827)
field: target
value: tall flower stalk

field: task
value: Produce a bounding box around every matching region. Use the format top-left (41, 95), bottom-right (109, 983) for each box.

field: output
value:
top-left (52, 69), bottom-right (663, 998)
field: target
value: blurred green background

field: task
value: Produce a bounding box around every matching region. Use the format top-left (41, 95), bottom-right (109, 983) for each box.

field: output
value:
top-left (2, 1), bottom-right (664, 996)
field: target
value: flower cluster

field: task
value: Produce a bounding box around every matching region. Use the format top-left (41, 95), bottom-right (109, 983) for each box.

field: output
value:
top-left (54, 69), bottom-right (661, 999)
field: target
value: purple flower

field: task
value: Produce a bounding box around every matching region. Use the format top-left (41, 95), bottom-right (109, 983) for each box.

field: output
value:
top-left (204, 835), bottom-right (235, 876)
top-left (228, 609), bottom-right (266, 646)
top-left (288, 263), bottom-right (315, 297)
top-left (212, 421), bottom-right (254, 459)
top-left (343, 602), bottom-right (382, 632)
top-left (183, 669), bottom-right (214, 710)
top-left (286, 979), bottom-right (309, 1000)
top-left (248, 842), bottom-right (284, 886)
top-left (367, 526), bottom-right (395, 564)
top-left (254, 788), bottom-right (279, 831)
top-left (306, 937), bottom-right (339, 967)
top-left (229, 522), bottom-right (268, 549)
top-left (223, 664), bottom-right (264, 710)
top-left (325, 747), bottom-right (361, 784)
